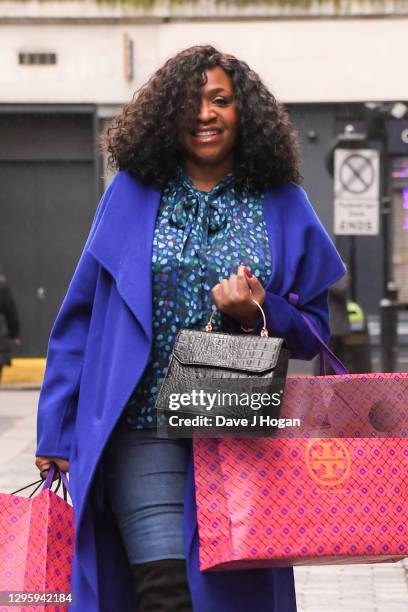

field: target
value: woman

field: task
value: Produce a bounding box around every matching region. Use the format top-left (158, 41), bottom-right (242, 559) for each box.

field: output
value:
top-left (0, 273), bottom-right (21, 382)
top-left (35, 45), bottom-right (346, 611)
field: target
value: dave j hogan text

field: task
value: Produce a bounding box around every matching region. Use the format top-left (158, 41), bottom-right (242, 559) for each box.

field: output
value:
top-left (167, 414), bottom-right (300, 429)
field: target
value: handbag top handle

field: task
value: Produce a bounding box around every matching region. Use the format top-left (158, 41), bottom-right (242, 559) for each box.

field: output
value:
top-left (204, 299), bottom-right (268, 337)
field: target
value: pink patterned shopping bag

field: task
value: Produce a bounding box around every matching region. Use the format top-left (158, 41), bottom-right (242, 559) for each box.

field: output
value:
top-left (0, 466), bottom-right (74, 611)
top-left (193, 373), bottom-right (408, 571)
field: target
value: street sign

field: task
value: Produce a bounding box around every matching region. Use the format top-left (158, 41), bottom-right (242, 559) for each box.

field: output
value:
top-left (334, 148), bottom-right (380, 235)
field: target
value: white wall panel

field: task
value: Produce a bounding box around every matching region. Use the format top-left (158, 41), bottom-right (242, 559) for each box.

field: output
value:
top-left (0, 18), bottom-right (406, 104)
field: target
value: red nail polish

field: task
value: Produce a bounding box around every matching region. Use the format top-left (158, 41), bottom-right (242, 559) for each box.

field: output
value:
top-left (244, 267), bottom-right (253, 278)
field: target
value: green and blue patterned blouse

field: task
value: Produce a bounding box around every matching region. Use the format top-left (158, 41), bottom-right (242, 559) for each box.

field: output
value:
top-left (121, 168), bottom-right (273, 429)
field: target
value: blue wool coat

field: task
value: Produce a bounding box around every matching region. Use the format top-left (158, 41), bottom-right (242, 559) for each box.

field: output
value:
top-left (36, 171), bottom-right (346, 611)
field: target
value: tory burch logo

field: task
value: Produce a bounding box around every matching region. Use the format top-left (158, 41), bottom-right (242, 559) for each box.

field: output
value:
top-left (305, 438), bottom-right (351, 486)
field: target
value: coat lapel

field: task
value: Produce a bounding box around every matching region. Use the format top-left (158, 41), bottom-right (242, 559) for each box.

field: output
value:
top-left (86, 176), bottom-right (295, 342)
top-left (263, 190), bottom-right (279, 293)
top-left (88, 171), bottom-right (160, 342)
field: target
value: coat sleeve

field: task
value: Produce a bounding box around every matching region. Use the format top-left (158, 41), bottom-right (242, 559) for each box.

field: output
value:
top-left (257, 289), bottom-right (329, 360)
top-left (253, 185), bottom-right (347, 359)
top-left (36, 178), bottom-right (117, 460)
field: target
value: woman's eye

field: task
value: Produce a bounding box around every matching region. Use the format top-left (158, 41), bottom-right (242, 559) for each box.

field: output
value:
top-left (213, 97), bottom-right (230, 106)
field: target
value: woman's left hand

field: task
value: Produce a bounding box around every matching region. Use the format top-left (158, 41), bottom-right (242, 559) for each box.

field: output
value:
top-left (35, 456), bottom-right (69, 481)
top-left (211, 265), bottom-right (265, 329)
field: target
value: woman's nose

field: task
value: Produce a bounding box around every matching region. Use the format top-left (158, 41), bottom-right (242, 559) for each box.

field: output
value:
top-left (198, 99), bottom-right (215, 122)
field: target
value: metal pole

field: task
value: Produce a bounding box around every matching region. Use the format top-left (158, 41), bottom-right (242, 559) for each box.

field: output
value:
top-left (380, 289), bottom-right (399, 373)
top-left (380, 142), bottom-right (399, 372)
top-left (349, 236), bottom-right (357, 302)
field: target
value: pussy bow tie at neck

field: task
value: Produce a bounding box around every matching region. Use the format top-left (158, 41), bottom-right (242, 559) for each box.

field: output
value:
top-left (169, 169), bottom-right (235, 233)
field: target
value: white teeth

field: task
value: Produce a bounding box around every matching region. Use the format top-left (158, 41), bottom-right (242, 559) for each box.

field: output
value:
top-left (195, 131), bottom-right (219, 136)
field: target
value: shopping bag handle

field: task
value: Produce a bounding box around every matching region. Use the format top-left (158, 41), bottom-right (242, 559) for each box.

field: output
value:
top-left (11, 473), bottom-right (67, 499)
top-left (11, 479), bottom-right (44, 497)
top-left (288, 292), bottom-right (349, 375)
top-left (42, 463), bottom-right (71, 497)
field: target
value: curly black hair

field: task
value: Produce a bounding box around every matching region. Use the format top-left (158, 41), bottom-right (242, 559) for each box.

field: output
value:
top-left (102, 45), bottom-right (301, 192)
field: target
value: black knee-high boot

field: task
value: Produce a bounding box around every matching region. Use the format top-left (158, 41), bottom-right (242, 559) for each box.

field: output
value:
top-left (132, 559), bottom-right (193, 612)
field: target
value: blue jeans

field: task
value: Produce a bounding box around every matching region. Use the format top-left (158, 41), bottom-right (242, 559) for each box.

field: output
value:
top-left (103, 427), bottom-right (191, 565)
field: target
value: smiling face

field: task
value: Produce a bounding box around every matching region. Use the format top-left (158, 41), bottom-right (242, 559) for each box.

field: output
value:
top-left (179, 66), bottom-right (239, 174)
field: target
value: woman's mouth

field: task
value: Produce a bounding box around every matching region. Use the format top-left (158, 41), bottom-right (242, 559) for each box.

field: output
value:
top-left (192, 129), bottom-right (222, 143)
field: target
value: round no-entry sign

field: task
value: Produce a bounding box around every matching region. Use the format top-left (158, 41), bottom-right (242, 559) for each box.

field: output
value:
top-left (339, 153), bottom-right (375, 195)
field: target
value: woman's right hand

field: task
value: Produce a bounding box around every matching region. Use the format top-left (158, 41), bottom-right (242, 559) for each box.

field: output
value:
top-left (35, 455), bottom-right (69, 481)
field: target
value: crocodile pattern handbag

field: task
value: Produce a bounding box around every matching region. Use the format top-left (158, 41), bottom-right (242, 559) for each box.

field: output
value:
top-left (155, 299), bottom-right (290, 437)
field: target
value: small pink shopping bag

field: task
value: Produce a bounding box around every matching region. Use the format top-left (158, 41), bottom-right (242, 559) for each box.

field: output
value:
top-left (0, 466), bottom-right (74, 611)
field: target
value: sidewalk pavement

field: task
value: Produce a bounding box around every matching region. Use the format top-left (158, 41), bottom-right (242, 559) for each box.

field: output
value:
top-left (0, 389), bottom-right (407, 612)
